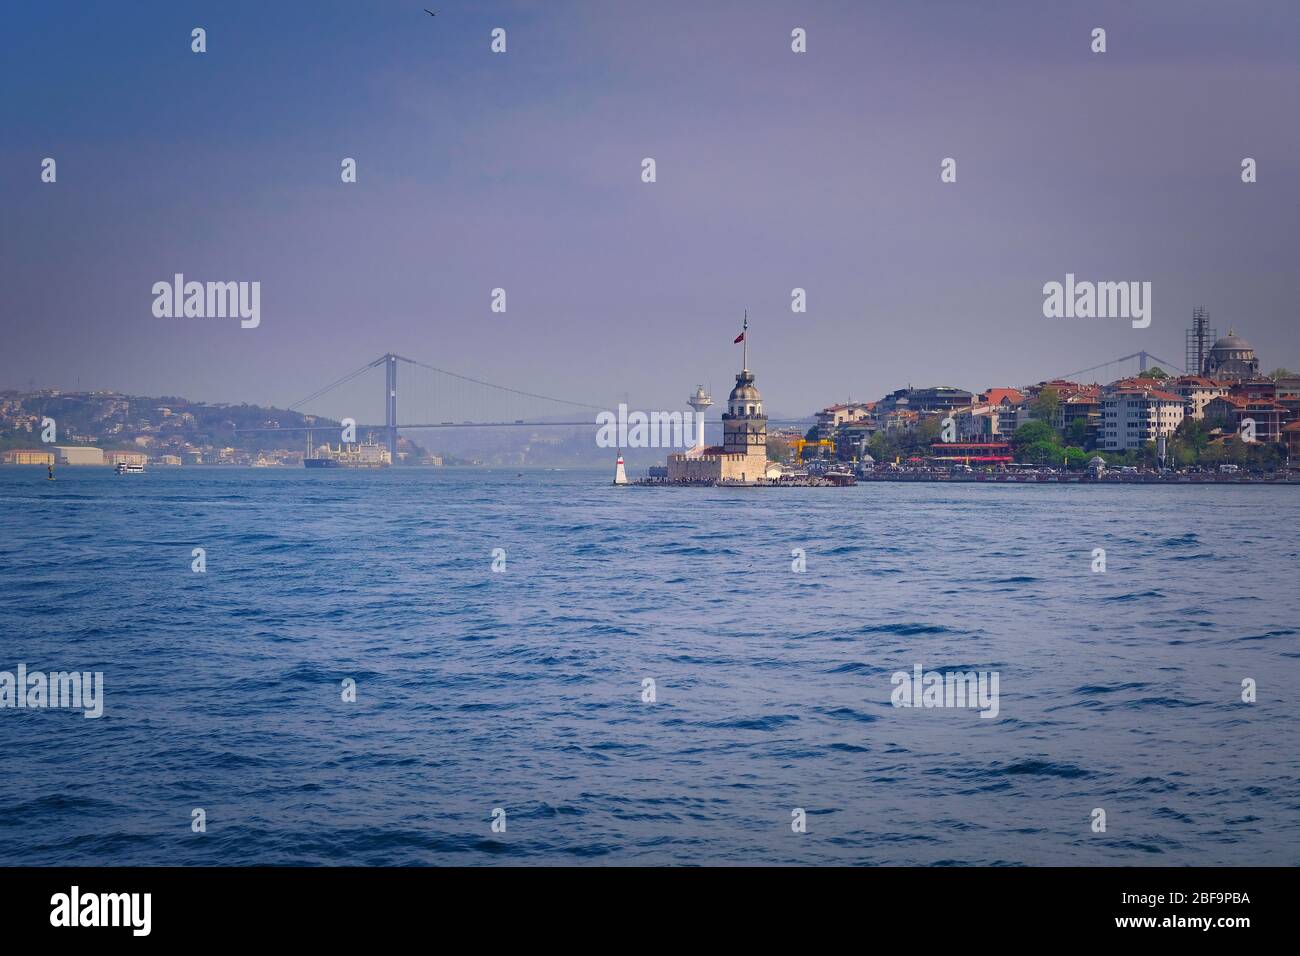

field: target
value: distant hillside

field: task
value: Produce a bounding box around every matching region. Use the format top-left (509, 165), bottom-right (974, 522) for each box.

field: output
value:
top-left (0, 390), bottom-right (345, 455)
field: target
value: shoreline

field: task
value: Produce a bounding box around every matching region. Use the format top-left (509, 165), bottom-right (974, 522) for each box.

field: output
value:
top-left (630, 472), bottom-right (1300, 487)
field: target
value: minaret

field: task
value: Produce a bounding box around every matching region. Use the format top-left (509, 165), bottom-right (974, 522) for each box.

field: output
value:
top-left (687, 386), bottom-right (713, 448)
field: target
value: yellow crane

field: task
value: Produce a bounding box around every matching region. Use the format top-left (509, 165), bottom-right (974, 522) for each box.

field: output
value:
top-left (791, 437), bottom-right (835, 461)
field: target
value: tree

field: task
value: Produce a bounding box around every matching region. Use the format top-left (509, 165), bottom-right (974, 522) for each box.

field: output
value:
top-left (1030, 387), bottom-right (1060, 425)
top-left (1268, 368), bottom-right (1299, 380)
top-left (1173, 417), bottom-right (1212, 454)
top-left (868, 429), bottom-right (900, 463)
top-left (1012, 420), bottom-right (1062, 464)
top-left (915, 416), bottom-right (942, 444)
top-left (1146, 367), bottom-right (1169, 379)
top-left (1021, 439), bottom-right (1064, 465)
top-left (1012, 419), bottom-right (1057, 449)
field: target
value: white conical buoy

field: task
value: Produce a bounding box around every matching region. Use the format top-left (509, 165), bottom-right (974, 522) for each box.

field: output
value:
top-left (613, 454), bottom-right (628, 485)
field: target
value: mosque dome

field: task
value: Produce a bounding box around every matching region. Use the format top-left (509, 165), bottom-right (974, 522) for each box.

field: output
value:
top-left (1204, 329), bottom-right (1260, 381)
top-left (1210, 331), bottom-right (1253, 353)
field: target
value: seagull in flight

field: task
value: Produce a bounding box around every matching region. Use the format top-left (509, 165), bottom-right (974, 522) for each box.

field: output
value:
top-left (424, 8), bottom-right (436, 15)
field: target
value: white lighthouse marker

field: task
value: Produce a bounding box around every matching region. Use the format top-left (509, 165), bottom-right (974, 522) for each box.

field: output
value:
top-left (613, 453), bottom-right (628, 485)
top-left (687, 386), bottom-right (713, 448)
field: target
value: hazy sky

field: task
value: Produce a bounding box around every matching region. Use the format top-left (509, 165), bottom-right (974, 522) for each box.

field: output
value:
top-left (2, 0), bottom-right (1297, 419)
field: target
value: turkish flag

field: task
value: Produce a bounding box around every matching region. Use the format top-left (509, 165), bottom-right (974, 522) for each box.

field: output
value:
top-left (733, 331), bottom-right (745, 344)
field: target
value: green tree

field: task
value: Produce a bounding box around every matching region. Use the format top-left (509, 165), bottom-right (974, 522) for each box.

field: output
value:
top-left (915, 416), bottom-right (942, 445)
top-left (1063, 446), bottom-right (1088, 469)
top-left (1030, 387), bottom-right (1060, 425)
top-left (1146, 366), bottom-right (1169, 379)
top-left (1012, 419), bottom-right (1057, 449)
top-left (1179, 417), bottom-right (1211, 449)
top-left (867, 429), bottom-right (899, 463)
top-left (1021, 439), bottom-right (1063, 465)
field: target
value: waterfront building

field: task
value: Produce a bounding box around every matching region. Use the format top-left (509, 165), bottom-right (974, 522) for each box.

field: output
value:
top-left (1099, 387), bottom-right (1185, 451)
top-left (1284, 420), bottom-right (1300, 460)
top-left (1058, 390), bottom-right (1102, 444)
top-left (880, 408), bottom-right (920, 432)
top-left (53, 445), bottom-right (105, 465)
top-left (1203, 395), bottom-right (1287, 443)
top-left (976, 387), bottom-right (1025, 408)
top-left (1168, 376), bottom-right (1231, 420)
top-left (1272, 377), bottom-right (1300, 424)
top-left (951, 405), bottom-right (1001, 442)
top-left (873, 386), bottom-right (972, 420)
top-left (991, 399), bottom-right (1032, 436)
top-left (1030, 381), bottom-right (1103, 439)
top-left (667, 336), bottom-right (768, 483)
top-left (875, 388), bottom-right (912, 416)
top-left (1, 448), bottom-right (55, 465)
top-left (1231, 379), bottom-right (1278, 401)
top-left (928, 441), bottom-right (1013, 464)
top-left (816, 402), bottom-right (873, 442)
top-left (903, 386), bottom-right (973, 415)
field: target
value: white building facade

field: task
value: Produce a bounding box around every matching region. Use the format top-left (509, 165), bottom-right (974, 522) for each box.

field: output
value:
top-left (1099, 388), bottom-right (1185, 450)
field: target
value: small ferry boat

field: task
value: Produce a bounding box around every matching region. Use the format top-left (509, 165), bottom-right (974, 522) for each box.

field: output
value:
top-left (115, 462), bottom-right (145, 475)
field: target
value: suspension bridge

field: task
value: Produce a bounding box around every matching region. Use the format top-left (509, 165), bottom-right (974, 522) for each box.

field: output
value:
top-left (236, 353), bottom-right (624, 458)
top-left (235, 348), bottom-right (1191, 460)
top-left (1052, 350), bottom-right (1186, 384)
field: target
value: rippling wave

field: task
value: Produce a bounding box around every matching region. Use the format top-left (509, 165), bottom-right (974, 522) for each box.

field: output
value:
top-left (1, 467), bottom-right (1297, 865)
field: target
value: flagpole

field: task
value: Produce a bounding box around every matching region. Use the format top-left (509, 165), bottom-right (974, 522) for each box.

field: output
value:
top-left (743, 309), bottom-right (748, 372)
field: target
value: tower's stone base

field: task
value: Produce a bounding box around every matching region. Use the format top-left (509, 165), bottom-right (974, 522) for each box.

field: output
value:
top-left (667, 447), bottom-right (769, 483)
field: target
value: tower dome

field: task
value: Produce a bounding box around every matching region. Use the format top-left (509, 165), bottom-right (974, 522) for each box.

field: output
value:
top-left (726, 371), bottom-right (764, 417)
top-left (1204, 328), bottom-right (1260, 381)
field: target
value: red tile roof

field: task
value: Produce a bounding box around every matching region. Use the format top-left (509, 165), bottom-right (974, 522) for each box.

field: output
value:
top-left (980, 387), bottom-right (1024, 406)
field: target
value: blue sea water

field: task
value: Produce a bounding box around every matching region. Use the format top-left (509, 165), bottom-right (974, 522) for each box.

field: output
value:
top-left (1, 466), bottom-right (1297, 866)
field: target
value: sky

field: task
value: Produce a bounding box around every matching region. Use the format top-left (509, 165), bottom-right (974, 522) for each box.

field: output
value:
top-left (2, 0), bottom-right (1297, 420)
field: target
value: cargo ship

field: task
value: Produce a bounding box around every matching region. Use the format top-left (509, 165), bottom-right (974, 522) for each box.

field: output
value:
top-left (304, 439), bottom-right (391, 469)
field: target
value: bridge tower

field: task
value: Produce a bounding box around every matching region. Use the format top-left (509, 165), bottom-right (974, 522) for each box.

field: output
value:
top-left (384, 353), bottom-right (398, 461)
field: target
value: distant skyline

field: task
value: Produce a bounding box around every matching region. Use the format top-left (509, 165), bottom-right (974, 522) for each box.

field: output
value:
top-left (2, 0), bottom-right (1297, 417)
